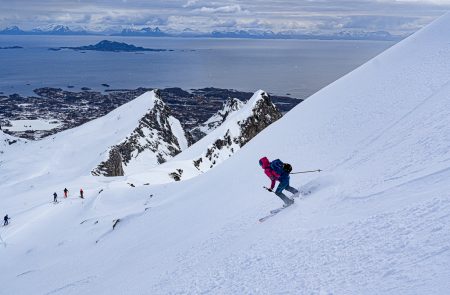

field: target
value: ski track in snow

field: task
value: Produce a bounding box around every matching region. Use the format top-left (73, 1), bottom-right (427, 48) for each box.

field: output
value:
top-left (152, 196), bottom-right (450, 295)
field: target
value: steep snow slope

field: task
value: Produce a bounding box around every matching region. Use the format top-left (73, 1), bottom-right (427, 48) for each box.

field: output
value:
top-left (1, 13), bottom-right (450, 295)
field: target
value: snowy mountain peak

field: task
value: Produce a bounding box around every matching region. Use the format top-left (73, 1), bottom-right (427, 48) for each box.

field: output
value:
top-left (191, 90), bottom-right (280, 171)
top-left (92, 89), bottom-right (188, 176)
top-left (191, 90), bottom-right (281, 172)
top-left (140, 90), bottom-right (282, 183)
top-left (191, 97), bottom-right (245, 141)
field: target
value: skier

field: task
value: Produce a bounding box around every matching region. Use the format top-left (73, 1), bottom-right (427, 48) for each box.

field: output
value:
top-left (53, 192), bottom-right (58, 203)
top-left (259, 157), bottom-right (298, 207)
top-left (3, 214), bottom-right (10, 226)
top-left (80, 188), bottom-right (84, 199)
top-left (64, 188), bottom-right (68, 198)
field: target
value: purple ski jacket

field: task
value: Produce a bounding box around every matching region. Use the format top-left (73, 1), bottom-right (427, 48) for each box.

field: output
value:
top-left (259, 157), bottom-right (280, 190)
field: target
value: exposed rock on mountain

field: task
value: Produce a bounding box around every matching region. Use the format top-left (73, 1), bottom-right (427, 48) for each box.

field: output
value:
top-left (194, 91), bottom-right (281, 171)
top-left (92, 90), bottom-right (188, 176)
top-left (92, 147), bottom-right (124, 177)
top-left (190, 97), bottom-right (244, 141)
top-left (133, 90), bottom-right (284, 184)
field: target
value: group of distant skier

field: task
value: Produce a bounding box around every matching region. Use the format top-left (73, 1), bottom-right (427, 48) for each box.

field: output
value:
top-left (53, 188), bottom-right (84, 203)
top-left (3, 188), bottom-right (86, 227)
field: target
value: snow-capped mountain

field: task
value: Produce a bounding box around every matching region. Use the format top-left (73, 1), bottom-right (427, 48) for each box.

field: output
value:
top-left (0, 90), bottom-right (166, 189)
top-left (92, 90), bottom-right (188, 176)
top-left (190, 97), bottom-right (244, 141)
top-left (127, 90), bottom-right (281, 184)
top-left (113, 27), bottom-right (168, 36)
top-left (189, 90), bottom-right (281, 172)
top-left (1, 13), bottom-right (450, 295)
top-left (0, 26), bottom-right (26, 34)
top-left (0, 25), bottom-right (90, 35)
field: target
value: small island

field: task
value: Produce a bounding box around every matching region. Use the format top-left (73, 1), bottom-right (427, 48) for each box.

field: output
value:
top-left (0, 46), bottom-right (23, 50)
top-left (54, 40), bottom-right (171, 52)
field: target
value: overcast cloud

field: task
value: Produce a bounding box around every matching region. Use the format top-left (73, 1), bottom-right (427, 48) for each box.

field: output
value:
top-left (0, 0), bottom-right (449, 34)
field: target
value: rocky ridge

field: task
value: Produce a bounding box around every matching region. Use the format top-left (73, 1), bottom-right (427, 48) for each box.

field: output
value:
top-left (193, 90), bottom-right (281, 172)
top-left (190, 97), bottom-right (244, 141)
top-left (144, 90), bottom-right (283, 184)
top-left (92, 90), bottom-right (188, 176)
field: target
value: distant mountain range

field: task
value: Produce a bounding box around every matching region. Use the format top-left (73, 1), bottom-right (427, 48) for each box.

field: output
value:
top-left (0, 25), bottom-right (404, 41)
top-left (0, 25), bottom-right (91, 36)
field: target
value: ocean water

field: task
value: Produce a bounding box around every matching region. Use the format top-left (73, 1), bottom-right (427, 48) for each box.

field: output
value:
top-left (0, 35), bottom-right (395, 98)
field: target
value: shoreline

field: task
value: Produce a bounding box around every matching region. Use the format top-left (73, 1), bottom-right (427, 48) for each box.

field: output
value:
top-left (0, 86), bottom-right (301, 140)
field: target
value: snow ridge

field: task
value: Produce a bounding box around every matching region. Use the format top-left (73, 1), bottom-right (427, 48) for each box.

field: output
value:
top-left (92, 90), bottom-right (189, 176)
top-left (190, 97), bottom-right (244, 140)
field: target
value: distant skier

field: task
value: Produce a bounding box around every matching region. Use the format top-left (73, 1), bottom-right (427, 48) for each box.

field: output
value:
top-left (259, 157), bottom-right (298, 207)
top-left (3, 214), bottom-right (10, 226)
top-left (80, 188), bottom-right (84, 199)
top-left (53, 192), bottom-right (58, 203)
top-left (64, 188), bottom-right (68, 198)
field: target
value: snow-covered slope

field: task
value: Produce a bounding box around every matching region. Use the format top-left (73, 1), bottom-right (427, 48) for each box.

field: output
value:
top-left (0, 130), bottom-right (25, 154)
top-left (0, 90), bottom-right (168, 193)
top-left (1, 13), bottom-right (450, 295)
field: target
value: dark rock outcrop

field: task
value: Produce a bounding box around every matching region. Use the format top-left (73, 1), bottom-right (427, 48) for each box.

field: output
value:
top-left (92, 147), bottom-right (124, 176)
top-left (92, 90), bottom-right (188, 176)
top-left (190, 97), bottom-right (244, 141)
top-left (187, 90), bottom-right (281, 174)
top-left (237, 91), bottom-right (282, 146)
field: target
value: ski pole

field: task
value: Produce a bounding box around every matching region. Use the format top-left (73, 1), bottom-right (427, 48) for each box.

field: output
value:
top-left (290, 169), bottom-right (322, 174)
top-left (263, 186), bottom-right (274, 192)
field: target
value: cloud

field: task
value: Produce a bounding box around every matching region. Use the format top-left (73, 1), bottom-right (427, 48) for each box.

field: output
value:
top-left (0, 0), bottom-right (449, 34)
top-left (195, 5), bottom-right (247, 14)
top-left (183, 0), bottom-right (200, 8)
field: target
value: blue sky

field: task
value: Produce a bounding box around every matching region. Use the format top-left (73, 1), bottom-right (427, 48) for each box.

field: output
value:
top-left (0, 0), bottom-right (449, 34)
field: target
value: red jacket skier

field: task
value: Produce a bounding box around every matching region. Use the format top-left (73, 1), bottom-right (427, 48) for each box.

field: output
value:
top-left (259, 157), bottom-right (297, 206)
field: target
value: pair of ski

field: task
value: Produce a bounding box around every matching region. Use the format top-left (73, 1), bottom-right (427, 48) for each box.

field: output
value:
top-left (259, 188), bottom-right (311, 223)
top-left (258, 203), bottom-right (294, 222)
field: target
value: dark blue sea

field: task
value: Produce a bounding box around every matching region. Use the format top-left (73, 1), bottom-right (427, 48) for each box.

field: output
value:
top-left (0, 35), bottom-right (395, 98)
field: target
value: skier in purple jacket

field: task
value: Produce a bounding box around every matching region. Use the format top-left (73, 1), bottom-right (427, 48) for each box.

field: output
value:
top-left (259, 157), bottom-right (297, 206)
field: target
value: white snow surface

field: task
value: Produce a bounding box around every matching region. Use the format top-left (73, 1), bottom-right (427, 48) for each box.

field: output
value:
top-left (3, 119), bottom-right (62, 132)
top-left (1, 14), bottom-right (450, 294)
top-left (0, 131), bottom-right (26, 154)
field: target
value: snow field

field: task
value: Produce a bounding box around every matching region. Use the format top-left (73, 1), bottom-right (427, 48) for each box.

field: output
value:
top-left (0, 13), bottom-right (450, 294)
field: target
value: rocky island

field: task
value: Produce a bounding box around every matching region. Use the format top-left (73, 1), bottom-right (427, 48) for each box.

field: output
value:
top-left (53, 40), bottom-right (171, 52)
top-left (0, 46), bottom-right (23, 49)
